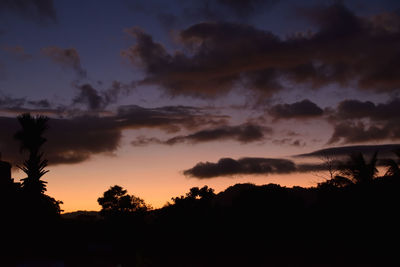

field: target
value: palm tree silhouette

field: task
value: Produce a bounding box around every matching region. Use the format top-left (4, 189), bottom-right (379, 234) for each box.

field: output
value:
top-left (382, 149), bottom-right (400, 177)
top-left (14, 113), bottom-right (49, 195)
top-left (335, 152), bottom-right (378, 185)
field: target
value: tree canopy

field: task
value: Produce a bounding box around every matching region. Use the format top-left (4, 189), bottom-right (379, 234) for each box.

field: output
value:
top-left (98, 185), bottom-right (150, 218)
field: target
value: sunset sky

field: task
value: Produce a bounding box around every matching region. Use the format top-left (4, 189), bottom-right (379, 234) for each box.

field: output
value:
top-left (1, 0), bottom-right (400, 212)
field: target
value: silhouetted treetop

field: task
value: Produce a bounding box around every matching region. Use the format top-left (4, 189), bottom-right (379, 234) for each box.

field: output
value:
top-left (171, 186), bottom-right (215, 205)
top-left (14, 113), bottom-right (48, 154)
top-left (98, 185), bottom-right (150, 218)
top-left (382, 149), bottom-right (400, 177)
top-left (335, 152), bottom-right (378, 185)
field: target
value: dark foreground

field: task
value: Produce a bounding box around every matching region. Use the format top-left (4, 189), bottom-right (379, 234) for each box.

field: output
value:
top-left (3, 176), bottom-right (400, 266)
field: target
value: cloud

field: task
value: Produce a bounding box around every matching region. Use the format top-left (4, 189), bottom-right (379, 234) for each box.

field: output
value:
top-left (103, 81), bottom-right (136, 107)
top-left (332, 98), bottom-right (400, 121)
top-left (0, 116), bottom-right (120, 166)
top-left (327, 98), bottom-right (400, 144)
top-left (123, 3), bottom-right (400, 98)
top-left (43, 117), bottom-right (121, 164)
top-left (72, 82), bottom-right (136, 111)
top-left (131, 123), bottom-right (270, 146)
top-left (184, 157), bottom-right (297, 178)
top-left (42, 46), bottom-right (87, 78)
top-left (117, 105), bottom-right (228, 132)
top-left (296, 144), bottom-right (400, 159)
top-left (0, 0), bottom-right (57, 24)
top-left (328, 121), bottom-right (400, 144)
top-left (183, 156), bottom-right (331, 178)
top-left (0, 104), bottom-right (229, 165)
top-left (122, 24), bottom-right (282, 97)
top-left (73, 84), bottom-right (103, 111)
top-left (167, 123), bottom-right (269, 144)
top-left (268, 99), bottom-right (323, 119)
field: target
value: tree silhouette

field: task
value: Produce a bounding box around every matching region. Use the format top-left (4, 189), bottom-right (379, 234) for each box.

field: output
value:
top-left (13, 113), bottom-right (63, 216)
top-left (336, 152), bottom-right (378, 185)
top-left (98, 185), bottom-right (150, 218)
top-left (171, 186), bottom-right (215, 205)
top-left (382, 149), bottom-right (400, 177)
top-left (14, 113), bottom-right (49, 195)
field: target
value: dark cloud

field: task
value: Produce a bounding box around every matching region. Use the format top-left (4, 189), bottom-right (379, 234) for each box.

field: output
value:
top-left (42, 46), bottom-right (87, 78)
top-left (0, 0), bottom-right (57, 23)
top-left (131, 123), bottom-right (270, 146)
top-left (73, 84), bottom-right (103, 111)
top-left (117, 105), bottom-right (228, 133)
top-left (327, 98), bottom-right (400, 144)
top-left (296, 144), bottom-right (400, 159)
top-left (73, 82), bottom-right (136, 111)
top-left (183, 157), bottom-right (297, 178)
top-left (166, 123), bottom-right (268, 144)
top-left (103, 81), bottom-right (136, 106)
top-left (0, 104), bottom-right (228, 165)
top-left (328, 121), bottom-right (400, 144)
top-left (123, 3), bottom-right (400, 98)
top-left (333, 98), bottom-right (400, 121)
top-left (269, 99), bottom-right (323, 119)
top-left (183, 156), bottom-right (330, 178)
top-left (0, 116), bottom-right (120, 166)
top-left (43, 117), bottom-right (121, 164)
top-left (122, 24), bottom-right (282, 97)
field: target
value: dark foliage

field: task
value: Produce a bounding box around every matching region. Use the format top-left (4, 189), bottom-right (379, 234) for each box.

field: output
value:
top-left (3, 174), bottom-right (400, 266)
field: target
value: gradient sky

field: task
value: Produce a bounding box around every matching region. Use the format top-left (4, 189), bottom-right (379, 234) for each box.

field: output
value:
top-left (1, 0), bottom-right (400, 212)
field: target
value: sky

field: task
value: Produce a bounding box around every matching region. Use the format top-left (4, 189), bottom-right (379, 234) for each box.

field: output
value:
top-left (1, 0), bottom-right (400, 212)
